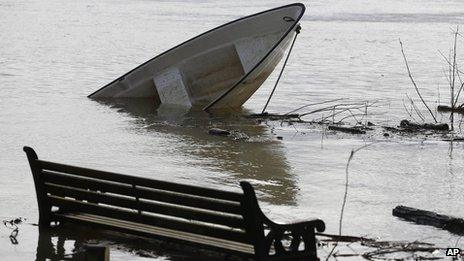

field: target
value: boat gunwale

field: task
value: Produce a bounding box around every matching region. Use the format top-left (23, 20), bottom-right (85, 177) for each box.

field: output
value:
top-left (88, 3), bottom-right (306, 100)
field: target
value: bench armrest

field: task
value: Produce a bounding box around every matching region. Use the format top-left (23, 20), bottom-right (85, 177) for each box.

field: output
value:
top-left (267, 218), bottom-right (326, 233)
top-left (240, 181), bottom-right (325, 259)
top-left (259, 214), bottom-right (325, 258)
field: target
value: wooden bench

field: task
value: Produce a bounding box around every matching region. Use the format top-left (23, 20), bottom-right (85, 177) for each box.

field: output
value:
top-left (24, 146), bottom-right (325, 260)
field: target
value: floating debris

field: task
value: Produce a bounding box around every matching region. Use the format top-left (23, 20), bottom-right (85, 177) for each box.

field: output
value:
top-left (208, 128), bottom-right (249, 141)
top-left (437, 105), bottom-right (464, 114)
top-left (2, 217), bottom-right (25, 245)
top-left (399, 120), bottom-right (449, 131)
top-left (318, 232), bottom-right (445, 260)
top-left (443, 137), bottom-right (464, 142)
top-left (208, 128), bottom-right (230, 136)
top-left (246, 112), bottom-right (301, 121)
top-left (328, 125), bottom-right (366, 134)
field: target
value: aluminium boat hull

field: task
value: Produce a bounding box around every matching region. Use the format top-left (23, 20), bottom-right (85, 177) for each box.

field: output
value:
top-left (88, 3), bottom-right (305, 110)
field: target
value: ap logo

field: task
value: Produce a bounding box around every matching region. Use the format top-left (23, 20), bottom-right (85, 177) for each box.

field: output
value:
top-left (446, 248), bottom-right (461, 257)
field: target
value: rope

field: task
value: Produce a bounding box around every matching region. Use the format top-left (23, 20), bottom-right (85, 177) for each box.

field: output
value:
top-left (261, 25), bottom-right (301, 114)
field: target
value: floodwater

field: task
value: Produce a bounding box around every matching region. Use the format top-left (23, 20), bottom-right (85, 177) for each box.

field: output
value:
top-left (1, 0), bottom-right (464, 260)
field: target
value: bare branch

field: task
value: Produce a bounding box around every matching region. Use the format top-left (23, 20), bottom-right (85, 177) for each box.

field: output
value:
top-left (285, 98), bottom-right (347, 115)
top-left (406, 93), bottom-right (425, 122)
top-left (399, 39), bottom-right (438, 123)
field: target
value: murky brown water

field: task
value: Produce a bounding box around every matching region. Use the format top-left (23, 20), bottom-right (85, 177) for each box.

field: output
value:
top-left (1, 0), bottom-right (464, 260)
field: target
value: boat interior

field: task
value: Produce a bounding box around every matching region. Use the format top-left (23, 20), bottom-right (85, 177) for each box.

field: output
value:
top-left (89, 4), bottom-right (304, 108)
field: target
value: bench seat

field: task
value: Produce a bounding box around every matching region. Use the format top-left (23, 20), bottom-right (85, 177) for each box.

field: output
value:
top-left (56, 212), bottom-right (255, 255)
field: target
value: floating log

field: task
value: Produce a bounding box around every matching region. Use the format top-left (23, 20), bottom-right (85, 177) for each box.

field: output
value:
top-left (328, 125), bottom-right (366, 134)
top-left (393, 205), bottom-right (464, 235)
top-left (437, 105), bottom-right (464, 114)
top-left (443, 137), bottom-right (464, 142)
top-left (399, 120), bottom-right (449, 131)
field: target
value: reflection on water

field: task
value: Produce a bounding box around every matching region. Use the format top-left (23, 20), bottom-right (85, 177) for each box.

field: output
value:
top-left (35, 225), bottom-right (228, 261)
top-left (97, 98), bottom-right (298, 205)
top-left (36, 228), bottom-right (71, 261)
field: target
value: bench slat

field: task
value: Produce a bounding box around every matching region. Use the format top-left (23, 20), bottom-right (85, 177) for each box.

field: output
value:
top-left (48, 195), bottom-right (251, 244)
top-left (42, 170), bottom-right (243, 215)
top-left (39, 160), bottom-right (243, 202)
top-left (56, 213), bottom-right (255, 255)
top-left (45, 183), bottom-right (245, 229)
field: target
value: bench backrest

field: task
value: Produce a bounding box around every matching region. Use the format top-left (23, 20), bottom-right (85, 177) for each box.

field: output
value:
top-left (24, 147), bottom-right (264, 248)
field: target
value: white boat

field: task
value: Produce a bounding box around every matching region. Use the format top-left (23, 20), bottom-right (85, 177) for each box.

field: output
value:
top-left (88, 3), bottom-right (305, 111)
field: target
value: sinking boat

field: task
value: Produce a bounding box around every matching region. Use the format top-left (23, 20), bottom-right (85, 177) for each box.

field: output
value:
top-left (88, 3), bottom-right (305, 110)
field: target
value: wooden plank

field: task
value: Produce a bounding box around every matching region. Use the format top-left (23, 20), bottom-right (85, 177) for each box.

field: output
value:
top-left (45, 183), bottom-right (245, 228)
top-left (137, 186), bottom-right (243, 215)
top-left (43, 170), bottom-right (134, 195)
top-left (55, 213), bottom-right (255, 255)
top-left (39, 160), bottom-right (243, 202)
top-left (48, 195), bottom-right (251, 243)
top-left (43, 170), bottom-right (243, 215)
top-left (75, 213), bottom-right (253, 252)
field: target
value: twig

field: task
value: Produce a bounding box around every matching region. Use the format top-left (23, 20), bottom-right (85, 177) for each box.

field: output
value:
top-left (399, 39), bottom-right (438, 123)
top-left (451, 27), bottom-right (459, 131)
top-left (317, 233), bottom-right (375, 243)
top-left (402, 98), bottom-right (419, 123)
top-left (285, 98), bottom-right (347, 115)
top-left (438, 50), bottom-right (464, 75)
top-left (306, 101), bottom-right (379, 121)
top-left (406, 93), bottom-right (426, 122)
top-left (340, 143), bottom-right (378, 233)
top-left (336, 112), bottom-right (385, 124)
top-left (326, 142), bottom-right (379, 260)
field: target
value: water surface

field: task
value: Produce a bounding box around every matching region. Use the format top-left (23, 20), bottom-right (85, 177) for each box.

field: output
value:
top-left (1, 0), bottom-right (463, 260)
